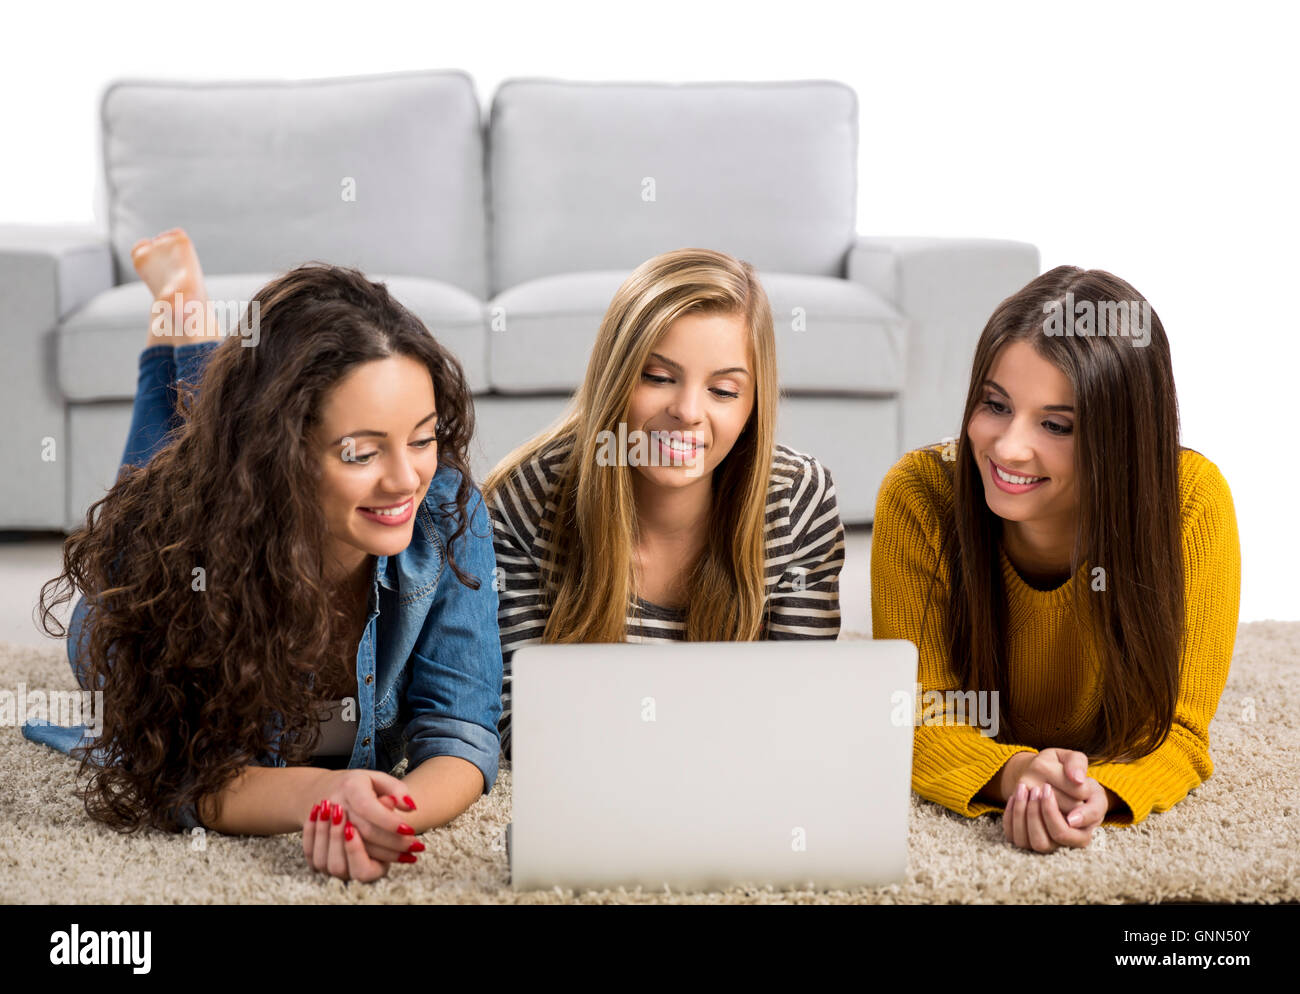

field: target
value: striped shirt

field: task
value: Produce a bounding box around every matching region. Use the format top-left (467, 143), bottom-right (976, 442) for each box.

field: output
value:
top-left (488, 435), bottom-right (846, 756)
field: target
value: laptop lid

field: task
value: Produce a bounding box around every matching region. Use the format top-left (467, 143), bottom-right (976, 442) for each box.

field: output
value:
top-left (510, 639), bottom-right (917, 891)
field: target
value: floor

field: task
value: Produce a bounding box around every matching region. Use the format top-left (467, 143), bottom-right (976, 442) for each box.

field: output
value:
top-left (0, 525), bottom-right (874, 649)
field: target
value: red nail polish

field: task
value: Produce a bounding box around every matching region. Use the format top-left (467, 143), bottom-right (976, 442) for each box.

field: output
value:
top-left (398, 853), bottom-right (417, 864)
top-left (309, 803), bottom-right (320, 822)
top-left (344, 821), bottom-right (354, 842)
top-left (397, 823), bottom-right (415, 836)
top-left (332, 803), bottom-right (343, 826)
top-left (403, 795), bottom-right (417, 810)
top-left (408, 841), bottom-right (425, 853)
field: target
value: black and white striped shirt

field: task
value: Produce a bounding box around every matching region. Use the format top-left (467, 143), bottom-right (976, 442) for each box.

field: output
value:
top-left (488, 435), bottom-right (846, 756)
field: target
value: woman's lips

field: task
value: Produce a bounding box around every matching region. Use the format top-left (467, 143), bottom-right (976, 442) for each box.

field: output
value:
top-left (358, 498), bottom-right (414, 525)
top-left (988, 457), bottom-right (1048, 494)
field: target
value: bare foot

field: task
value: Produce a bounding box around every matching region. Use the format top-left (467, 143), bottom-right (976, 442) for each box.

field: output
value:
top-left (132, 228), bottom-right (222, 347)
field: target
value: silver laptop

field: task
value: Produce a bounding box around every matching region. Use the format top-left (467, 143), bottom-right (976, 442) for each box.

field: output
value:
top-left (509, 639), bottom-right (917, 891)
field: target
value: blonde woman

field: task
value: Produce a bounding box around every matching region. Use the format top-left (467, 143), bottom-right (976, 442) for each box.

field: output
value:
top-left (484, 249), bottom-right (847, 754)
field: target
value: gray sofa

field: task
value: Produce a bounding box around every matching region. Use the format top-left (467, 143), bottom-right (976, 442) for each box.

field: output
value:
top-left (0, 70), bottom-right (1038, 532)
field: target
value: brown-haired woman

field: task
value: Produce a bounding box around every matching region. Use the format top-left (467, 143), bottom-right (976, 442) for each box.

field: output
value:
top-left (871, 265), bottom-right (1240, 852)
top-left (26, 229), bottom-right (503, 881)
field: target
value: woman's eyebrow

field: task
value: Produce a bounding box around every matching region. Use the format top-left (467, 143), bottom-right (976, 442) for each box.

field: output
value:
top-left (983, 379), bottom-right (1074, 412)
top-left (648, 352), bottom-right (751, 378)
top-left (331, 411), bottom-right (438, 445)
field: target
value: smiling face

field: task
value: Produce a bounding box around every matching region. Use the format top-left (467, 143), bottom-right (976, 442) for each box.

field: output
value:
top-left (625, 309), bottom-right (755, 495)
top-left (966, 340), bottom-right (1079, 528)
top-left (312, 354), bottom-right (440, 581)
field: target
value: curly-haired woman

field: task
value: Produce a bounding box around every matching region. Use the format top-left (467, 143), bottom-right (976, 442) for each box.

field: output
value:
top-left (25, 229), bottom-right (502, 882)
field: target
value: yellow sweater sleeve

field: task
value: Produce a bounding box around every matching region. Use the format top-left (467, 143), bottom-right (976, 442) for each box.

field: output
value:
top-left (871, 452), bottom-right (1036, 818)
top-left (1087, 456), bottom-right (1240, 824)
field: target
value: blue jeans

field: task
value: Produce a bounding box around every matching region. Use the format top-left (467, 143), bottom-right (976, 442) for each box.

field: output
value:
top-left (120, 342), bottom-right (221, 473)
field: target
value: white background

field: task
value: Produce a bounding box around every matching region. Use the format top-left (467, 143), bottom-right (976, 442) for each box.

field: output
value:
top-left (2, 0), bottom-right (1295, 620)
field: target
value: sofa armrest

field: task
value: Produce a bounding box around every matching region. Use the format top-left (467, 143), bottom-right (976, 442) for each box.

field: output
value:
top-left (847, 236), bottom-right (1039, 454)
top-left (0, 225), bottom-right (114, 530)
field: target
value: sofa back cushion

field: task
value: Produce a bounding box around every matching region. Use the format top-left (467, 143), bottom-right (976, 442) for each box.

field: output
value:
top-left (488, 80), bottom-right (858, 293)
top-left (101, 70), bottom-right (488, 298)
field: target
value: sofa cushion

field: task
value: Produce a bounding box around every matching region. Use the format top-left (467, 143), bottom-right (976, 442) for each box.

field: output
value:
top-left (488, 80), bottom-right (858, 294)
top-left (487, 270), bottom-right (904, 394)
top-left (58, 274), bottom-right (489, 402)
top-left (102, 71), bottom-right (488, 298)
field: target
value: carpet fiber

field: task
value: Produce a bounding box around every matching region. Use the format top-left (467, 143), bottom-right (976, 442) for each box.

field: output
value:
top-left (2, 623), bottom-right (1296, 904)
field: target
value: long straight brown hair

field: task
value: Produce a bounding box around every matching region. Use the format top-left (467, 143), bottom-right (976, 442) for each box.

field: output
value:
top-left (483, 248), bottom-right (779, 643)
top-left (926, 265), bottom-right (1184, 763)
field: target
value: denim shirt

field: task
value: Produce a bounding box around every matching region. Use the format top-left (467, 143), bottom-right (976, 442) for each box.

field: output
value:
top-left (22, 463), bottom-right (504, 830)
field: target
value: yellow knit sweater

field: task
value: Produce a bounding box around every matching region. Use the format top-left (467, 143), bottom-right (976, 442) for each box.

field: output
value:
top-left (870, 446), bottom-right (1240, 825)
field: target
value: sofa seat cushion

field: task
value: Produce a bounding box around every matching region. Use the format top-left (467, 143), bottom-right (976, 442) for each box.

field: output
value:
top-left (58, 273), bottom-right (489, 401)
top-left (487, 270), bottom-right (904, 394)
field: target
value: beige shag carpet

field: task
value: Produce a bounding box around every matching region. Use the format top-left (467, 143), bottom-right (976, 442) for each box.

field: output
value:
top-left (2, 623), bottom-right (1297, 904)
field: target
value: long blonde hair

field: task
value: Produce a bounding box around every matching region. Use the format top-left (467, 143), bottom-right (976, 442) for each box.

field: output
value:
top-left (483, 247), bottom-right (779, 643)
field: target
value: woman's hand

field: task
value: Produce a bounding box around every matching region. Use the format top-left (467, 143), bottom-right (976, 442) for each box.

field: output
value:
top-left (300, 769), bottom-right (424, 880)
top-left (998, 748), bottom-right (1093, 814)
top-left (1002, 767), bottom-right (1110, 853)
top-left (302, 799), bottom-right (390, 882)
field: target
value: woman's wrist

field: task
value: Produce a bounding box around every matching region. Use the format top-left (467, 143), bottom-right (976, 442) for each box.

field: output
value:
top-left (980, 751), bottom-right (1032, 804)
top-left (995, 751), bottom-right (1034, 803)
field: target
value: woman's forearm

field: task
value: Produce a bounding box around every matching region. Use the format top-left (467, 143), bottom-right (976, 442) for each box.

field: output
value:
top-left (199, 765), bottom-right (331, 835)
top-left (399, 755), bottom-right (486, 834)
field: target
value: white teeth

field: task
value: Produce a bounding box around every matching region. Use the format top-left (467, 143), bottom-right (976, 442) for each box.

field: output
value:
top-left (663, 433), bottom-right (700, 451)
top-left (364, 500), bottom-right (411, 517)
top-left (995, 464), bottom-right (1043, 485)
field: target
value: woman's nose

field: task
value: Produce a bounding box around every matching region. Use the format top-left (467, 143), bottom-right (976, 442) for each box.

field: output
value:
top-left (994, 417), bottom-right (1038, 464)
top-left (667, 387), bottom-right (705, 424)
top-left (383, 449), bottom-right (425, 491)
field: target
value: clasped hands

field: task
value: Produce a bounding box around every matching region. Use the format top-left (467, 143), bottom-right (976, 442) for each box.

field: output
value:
top-left (999, 748), bottom-right (1113, 853)
top-left (300, 769), bottom-right (425, 882)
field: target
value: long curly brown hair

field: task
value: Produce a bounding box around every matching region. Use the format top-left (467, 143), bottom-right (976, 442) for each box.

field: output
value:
top-left (38, 264), bottom-right (480, 833)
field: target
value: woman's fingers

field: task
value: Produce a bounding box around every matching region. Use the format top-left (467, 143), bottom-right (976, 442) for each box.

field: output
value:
top-left (346, 804), bottom-right (416, 853)
top-left (1041, 787), bottom-right (1095, 848)
top-left (362, 841), bottom-right (411, 863)
top-left (303, 798), bottom-right (406, 880)
top-left (1003, 788), bottom-right (1017, 844)
top-left (327, 806), bottom-right (350, 880)
top-left (344, 819), bottom-right (389, 882)
top-left (1060, 750), bottom-right (1089, 788)
top-left (1012, 783), bottom-right (1031, 849)
top-left (1035, 749), bottom-right (1091, 803)
top-left (345, 789), bottom-right (418, 854)
top-left (313, 799), bottom-right (337, 871)
top-left (1026, 786), bottom-right (1057, 853)
top-left (365, 771), bottom-right (411, 803)
top-left (302, 801), bottom-right (322, 865)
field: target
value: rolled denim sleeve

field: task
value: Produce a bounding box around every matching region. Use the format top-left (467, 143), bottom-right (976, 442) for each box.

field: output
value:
top-left (403, 484), bottom-right (504, 794)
